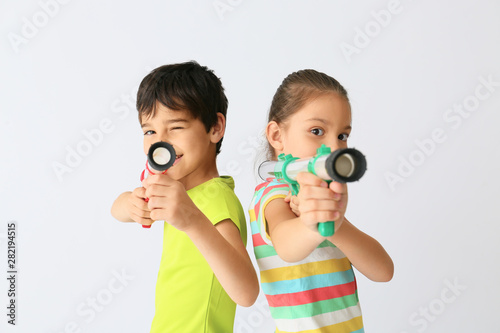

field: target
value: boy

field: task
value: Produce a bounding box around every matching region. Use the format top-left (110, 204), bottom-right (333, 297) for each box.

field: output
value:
top-left (111, 61), bottom-right (259, 332)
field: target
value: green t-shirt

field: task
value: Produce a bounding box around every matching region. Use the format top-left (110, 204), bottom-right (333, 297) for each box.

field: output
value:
top-left (150, 176), bottom-right (247, 333)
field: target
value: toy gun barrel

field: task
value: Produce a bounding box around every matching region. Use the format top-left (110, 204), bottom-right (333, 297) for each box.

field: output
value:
top-left (141, 142), bottom-right (176, 228)
top-left (258, 147), bottom-right (367, 237)
top-left (258, 148), bottom-right (367, 184)
top-left (147, 141), bottom-right (176, 172)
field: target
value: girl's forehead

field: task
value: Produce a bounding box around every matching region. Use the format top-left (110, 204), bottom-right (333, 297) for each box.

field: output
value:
top-left (289, 95), bottom-right (351, 124)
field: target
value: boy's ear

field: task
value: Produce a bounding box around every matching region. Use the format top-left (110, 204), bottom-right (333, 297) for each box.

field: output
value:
top-left (266, 121), bottom-right (284, 152)
top-left (210, 113), bottom-right (226, 144)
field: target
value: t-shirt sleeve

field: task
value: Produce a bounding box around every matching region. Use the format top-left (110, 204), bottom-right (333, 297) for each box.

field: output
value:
top-left (253, 182), bottom-right (290, 246)
top-left (210, 186), bottom-right (245, 230)
top-left (190, 180), bottom-right (246, 242)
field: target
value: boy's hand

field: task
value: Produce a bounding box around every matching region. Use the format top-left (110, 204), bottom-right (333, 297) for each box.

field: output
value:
top-left (143, 174), bottom-right (200, 232)
top-left (127, 187), bottom-right (154, 227)
top-left (295, 172), bottom-right (348, 233)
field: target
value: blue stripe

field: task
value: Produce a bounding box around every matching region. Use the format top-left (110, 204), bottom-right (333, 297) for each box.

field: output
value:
top-left (250, 220), bottom-right (260, 235)
top-left (252, 186), bottom-right (266, 203)
top-left (261, 269), bottom-right (355, 296)
top-left (352, 328), bottom-right (365, 333)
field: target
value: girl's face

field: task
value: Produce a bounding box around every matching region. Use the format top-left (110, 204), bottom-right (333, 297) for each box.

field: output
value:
top-left (268, 92), bottom-right (352, 159)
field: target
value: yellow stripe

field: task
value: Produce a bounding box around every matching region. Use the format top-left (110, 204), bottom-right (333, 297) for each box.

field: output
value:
top-left (260, 257), bottom-right (352, 283)
top-left (261, 194), bottom-right (287, 219)
top-left (276, 315), bottom-right (363, 333)
top-left (260, 194), bottom-right (287, 242)
top-left (249, 209), bottom-right (256, 222)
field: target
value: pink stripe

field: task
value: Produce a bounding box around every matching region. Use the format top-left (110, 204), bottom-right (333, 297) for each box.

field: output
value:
top-left (252, 232), bottom-right (268, 247)
top-left (266, 281), bottom-right (357, 307)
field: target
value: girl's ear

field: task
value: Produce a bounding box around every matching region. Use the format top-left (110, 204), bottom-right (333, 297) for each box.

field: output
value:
top-left (210, 112), bottom-right (226, 143)
top-left (266, 121), bottom-right (284, 153)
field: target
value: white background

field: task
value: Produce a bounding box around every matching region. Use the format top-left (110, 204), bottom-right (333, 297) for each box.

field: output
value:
top-left (1, 0), bottom-right (499, 332)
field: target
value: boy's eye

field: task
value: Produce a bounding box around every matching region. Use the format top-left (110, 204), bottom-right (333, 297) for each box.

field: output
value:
top-left (170, 127), bottom-right (184, 131)
top-left (311, 128), bottom-right (324, 136)
top-left (144, 130), bottom-right (155, 136)
top-left (338, 133), bottom-right (349, 141)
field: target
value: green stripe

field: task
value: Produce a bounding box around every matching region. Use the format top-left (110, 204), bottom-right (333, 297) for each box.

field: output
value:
top-left (269, 293), bottom-right (359, 319)
top-left (255, 239), bottom-right (334, 260)
top-left (318, 239), bottom-right (336, 248)
top-left (254, 245), bottom-right (278, 259)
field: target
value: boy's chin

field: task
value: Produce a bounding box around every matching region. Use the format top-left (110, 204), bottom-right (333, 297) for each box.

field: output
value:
top-left (173, 155), bottom-right (183, 166)
top-left (165, 169), bottom-right (181, 181)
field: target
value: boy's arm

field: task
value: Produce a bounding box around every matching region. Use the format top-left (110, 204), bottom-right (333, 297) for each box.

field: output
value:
top-left (111, 188), bottom-right (153, 226)
top-left (185, 216), bottom-right (260, 307)
top-left (144, 174), bottom-right (259, 307)
top-left (329, 218), bottom-right (394, 282)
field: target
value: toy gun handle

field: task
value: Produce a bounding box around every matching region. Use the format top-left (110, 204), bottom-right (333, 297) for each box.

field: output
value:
top-left (140, 142), bottom-right (176, 228)
top-left (258, 145), bottom-right (367, 237)
top-left (318, 221), bottom-right (335, 238)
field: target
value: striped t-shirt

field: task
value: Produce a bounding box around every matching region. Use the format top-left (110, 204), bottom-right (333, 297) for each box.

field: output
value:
top-left (249, 179), bottom-right (364, 333)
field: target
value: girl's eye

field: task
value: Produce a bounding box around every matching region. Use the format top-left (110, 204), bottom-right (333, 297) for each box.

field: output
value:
top-left (311, 128), bottom-right (324, 136)
top-left (144, 130), bottom-right (155, 136)
top-left (338, 133), bottom-right (349, 141)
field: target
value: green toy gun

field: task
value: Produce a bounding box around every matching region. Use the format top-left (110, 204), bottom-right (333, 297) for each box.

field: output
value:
top-left (258, 144), bottom-right (367, 237)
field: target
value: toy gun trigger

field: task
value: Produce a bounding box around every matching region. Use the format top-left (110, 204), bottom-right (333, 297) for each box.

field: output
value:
top-left (289, 183), bottom-right (300, 196)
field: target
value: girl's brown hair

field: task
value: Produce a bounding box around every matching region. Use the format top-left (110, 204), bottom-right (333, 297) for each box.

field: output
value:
top-left (267, 69), bottom-right (350, 159)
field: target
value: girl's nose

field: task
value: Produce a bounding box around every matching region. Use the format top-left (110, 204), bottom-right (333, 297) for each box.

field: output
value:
top-left (326, 143), bottom-right (341, 153)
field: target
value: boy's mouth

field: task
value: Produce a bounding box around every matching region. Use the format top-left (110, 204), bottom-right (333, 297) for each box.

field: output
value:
top-left (173, 155), bottom-right (183, 166)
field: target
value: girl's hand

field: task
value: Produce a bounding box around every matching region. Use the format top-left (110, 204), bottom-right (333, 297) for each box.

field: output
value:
top-left (284, 192), bottom-right (300, 216)
top-left (295, 172), bottom-right (348, 233)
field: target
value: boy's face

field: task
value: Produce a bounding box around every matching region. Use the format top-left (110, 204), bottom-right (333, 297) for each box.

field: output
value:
top-left (269, 92), bottom-right (352, 159)
top-left (141, 103), bottom-right (220, 188)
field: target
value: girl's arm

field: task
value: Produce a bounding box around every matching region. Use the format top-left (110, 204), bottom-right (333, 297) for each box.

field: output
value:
top-left (267, 172), bottom-right (393, 282)
top-left (265, 198), bottom-right (326, 262)
top-left (329, 219), bottom-right (394, 282)
top-left (265, 172), bottom-right (345, 262)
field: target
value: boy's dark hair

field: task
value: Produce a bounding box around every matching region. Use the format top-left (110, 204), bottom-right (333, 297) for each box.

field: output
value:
top-left (137, 61), bottom-right (228, 155)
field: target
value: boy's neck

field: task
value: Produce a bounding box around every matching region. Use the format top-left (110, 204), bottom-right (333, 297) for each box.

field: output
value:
top-left (179, 159), bottom-right (220, 191)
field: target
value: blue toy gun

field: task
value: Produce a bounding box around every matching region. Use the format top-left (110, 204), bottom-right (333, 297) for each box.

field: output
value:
top-left (258, 144), bottom-right (367, 237)
top-left (140, 141), bottom-right (176, 228)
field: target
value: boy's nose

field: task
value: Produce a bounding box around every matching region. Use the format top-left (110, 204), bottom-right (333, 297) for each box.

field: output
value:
top-left (157, 133), bottom-right (170, 143)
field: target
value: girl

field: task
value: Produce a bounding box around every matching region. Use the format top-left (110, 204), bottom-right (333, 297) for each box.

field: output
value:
top-left (249, 69), bottom-right (394, 332)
